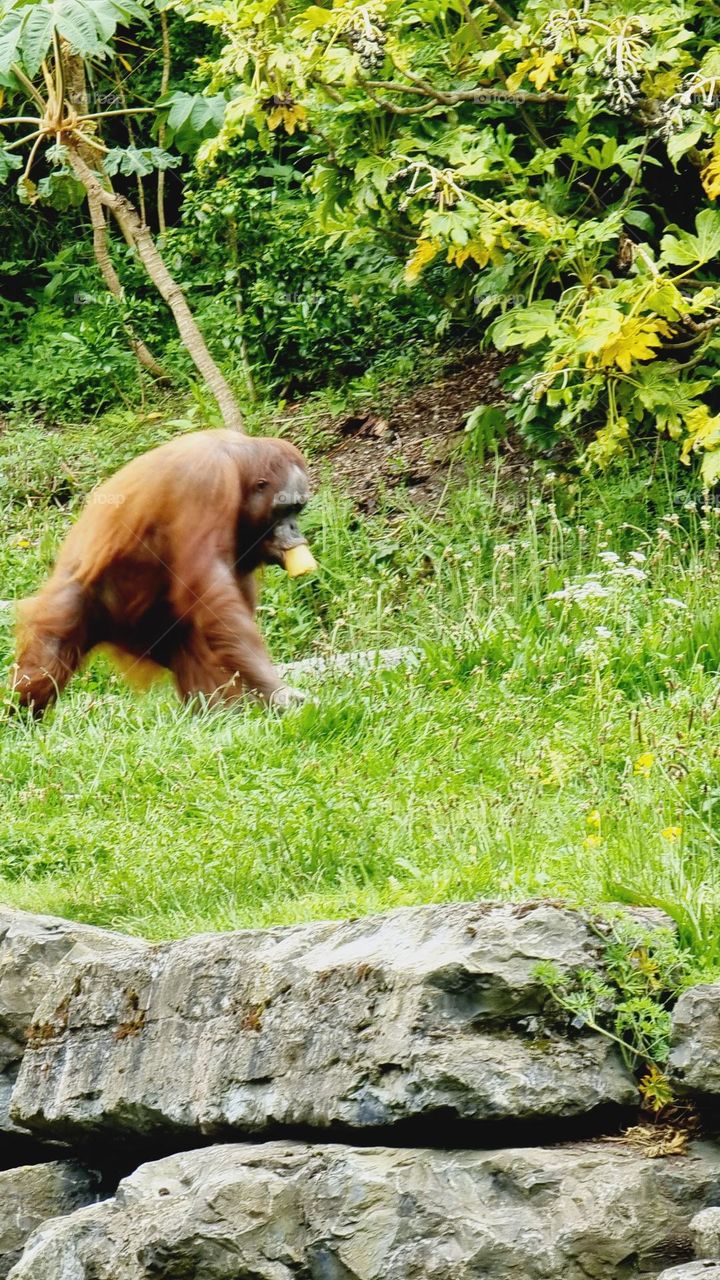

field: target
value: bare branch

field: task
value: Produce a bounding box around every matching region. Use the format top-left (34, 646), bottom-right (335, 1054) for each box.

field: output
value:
top-left (5, 129), bottom-right (45, 152)
top-left (478, 0), bottom-right (518, 27)
top-left (66, 148), bottom-right (245, 432)
top-left (80, 107), bottom-right (157, 121)
top-left (157, 8), bottom-right (171, 237)
top-left (9, 63), bottom-right (45, 108)
top-left (366, 77), bottom-right (567, 104)
top-left (87, 188), bottom-right (169, 379)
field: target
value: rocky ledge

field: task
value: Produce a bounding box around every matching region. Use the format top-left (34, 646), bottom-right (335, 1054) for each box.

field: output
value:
top-left (6, 900), bottom-right (643, 1145)
top-left (2, 900), bottom-right (720, 1279)
top-left (7, 1139), bottom-right (720, 1280)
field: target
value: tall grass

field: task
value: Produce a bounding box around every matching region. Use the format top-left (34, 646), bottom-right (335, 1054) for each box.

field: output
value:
top-left (2, 417), bottom-right (720, 971)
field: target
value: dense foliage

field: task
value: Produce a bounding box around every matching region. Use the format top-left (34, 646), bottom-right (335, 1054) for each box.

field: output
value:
top-left (177, 0), bottom-right (720, 475)
top-left (3, 0), bottom-right (720, 465)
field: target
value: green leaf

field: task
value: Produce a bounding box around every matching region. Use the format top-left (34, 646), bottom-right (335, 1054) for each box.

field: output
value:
top-left (54, 0), bottom-right (106, 57)
top-left (464, 404), bottom-right (507, 462)
top-left (0, 147), bottom-right (22, 182)
top-left (490, 302), bottom-right (558, 350)
top-left (702, 449), bottom-right (720, 487)
top-left (624, 210), bottom-right (654, 234)
top-left (104, 146), bottom-right (181, 177)
top-left (661, 209), bottom-right (720, 267)
top-left (157, 91), bottom-right (226, 154)
top-left (0, 10), bottom-right (22, 75)
top-left (666, 123), bottom-right (703, 169)
top-left (20, 2), bottom-right (53, 76)
top-left (35, 169), bottom-right (85, 208)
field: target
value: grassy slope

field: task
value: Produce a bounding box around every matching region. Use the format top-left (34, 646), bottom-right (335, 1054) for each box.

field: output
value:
top-left (2, 413), bottom-right (720, 968)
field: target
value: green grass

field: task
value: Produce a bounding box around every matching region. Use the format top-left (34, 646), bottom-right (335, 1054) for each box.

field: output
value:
top-left (3, 414), bottom-right (720, 972)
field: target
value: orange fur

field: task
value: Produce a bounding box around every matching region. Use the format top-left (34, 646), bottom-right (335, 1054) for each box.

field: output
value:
top-left (12, 430), bottom-right (310, 715)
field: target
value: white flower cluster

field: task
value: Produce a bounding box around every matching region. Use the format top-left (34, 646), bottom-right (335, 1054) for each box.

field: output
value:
top-left (547, 549), bottom-right (647, 606)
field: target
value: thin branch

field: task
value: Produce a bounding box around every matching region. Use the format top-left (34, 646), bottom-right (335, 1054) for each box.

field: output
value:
top-left (9, 63), bottom-right (45, 108)
top-left (0, 116), bottom-right (42, 126)
top-left (87, 187), bottom-right (169, 379)
top-left (5, 129), bottom-right (45, 152)
top-left (113, 67), bottom-right (147, 224)
top-left (458, 0), bottom-right (485, 41)
top-left (478, 0), bottom-right (518, 26)
top-left (52, 28), bottom-right (65, 113)
top-left (363, 85), bottom-right (433, 115)
top-left (73, 129), bottom-right (109, 153)
top-left (662, 316), bottom-right (720, 350)
top-left (157, 7), bottom-right (171, 236)
top-left (66, 147), bottom-right (245, 432)
top-left (22, 130), bottom-right (44, 182)
top-left (366, 77), bottom-right (567, 104)
top-left (80, 106), bottom-right (156, 121)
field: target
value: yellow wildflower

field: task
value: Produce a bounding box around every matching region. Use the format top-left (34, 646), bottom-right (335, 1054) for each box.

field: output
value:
top-left (661, 825), bottom-right (682, 841)
top-left (634, 752), bottom-right (655, 777)
top-left (582, 834), bottom-right (602, 849)
top-left (586, 809), bottom-right (601, 829)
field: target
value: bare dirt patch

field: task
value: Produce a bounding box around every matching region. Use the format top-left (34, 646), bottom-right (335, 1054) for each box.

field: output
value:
top-left (306, 351), bottom-right (510, 513)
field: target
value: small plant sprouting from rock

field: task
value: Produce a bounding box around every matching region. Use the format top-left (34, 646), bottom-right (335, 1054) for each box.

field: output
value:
top-left (535, 917), bottom-right (689, 1112)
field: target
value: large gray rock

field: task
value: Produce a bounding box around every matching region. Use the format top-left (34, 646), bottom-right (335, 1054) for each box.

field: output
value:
top-left (10, 902), bottom-right (641, 1143)
top-left (658, 1267), bottom-right (720, 1278)
top-left (9, 1139), bottom-right (720, 1280)
top-left (0, 1161), bottom-right (98, 1278)
top-left (669, 985), bottom-right (720, 1098)
top-left (0, 909), bottom-right (146, 1136)
top-left (691, 1208), bottom-right (720, 1260)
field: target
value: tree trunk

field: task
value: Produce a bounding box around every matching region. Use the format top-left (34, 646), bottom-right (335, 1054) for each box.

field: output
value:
top-left (66, 146), bottom-right (245, 433)
top-left (87, 190), bottom-right (169, 380)
top-left (62, 50), bottom-right (168, 382)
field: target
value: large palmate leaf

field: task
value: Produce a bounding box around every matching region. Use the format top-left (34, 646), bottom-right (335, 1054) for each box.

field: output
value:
top-left (0, 0), bottom-right (149, 75)
top-left (490, 302), bottom-right (558, 350)
top-left (104, 144), bottom-right (180, 176)
top-left (155, 91), bottom-right (227, 154)
top-left (661, 209), bottom-right (720, 267)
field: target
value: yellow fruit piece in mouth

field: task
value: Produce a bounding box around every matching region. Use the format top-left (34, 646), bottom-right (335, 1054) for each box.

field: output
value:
top-left (284, 544), bottom-right (318, 577)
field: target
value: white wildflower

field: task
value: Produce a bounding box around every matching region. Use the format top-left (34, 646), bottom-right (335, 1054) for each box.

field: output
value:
top-left (662, 597), bottom-right (687, 610)
top-left (595, 626), bottom-right (613, 640)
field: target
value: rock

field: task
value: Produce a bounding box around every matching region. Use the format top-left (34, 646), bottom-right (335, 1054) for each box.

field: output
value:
top-left (691, 1208), bottom-right (720, 1259)
top-left (658, 1267), bottom-right (720, 1278)
top-left (9, 1139), bottom-right (720, 1280)
top-left (276, 646), bottom-right (419, 680)
top-left (669, 985), bottom-right (720, 1098)
top-left (0, 909), bottom-right (146, 1136)
top-left (10, 902), bottom-right (642, 1144)
top-left (0, 1161), bottom-right (98, 1278)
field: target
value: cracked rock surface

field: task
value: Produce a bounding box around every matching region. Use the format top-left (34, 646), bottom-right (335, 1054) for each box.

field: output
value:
top-left (9, 1139), bottom-right (720, 1280)
top-left (9, 902), bottom-right (640, 1143)
top-left (0, 1161), bottom-right (98, 1278)
top-left (0, 909), bottom-right (144, 1137)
